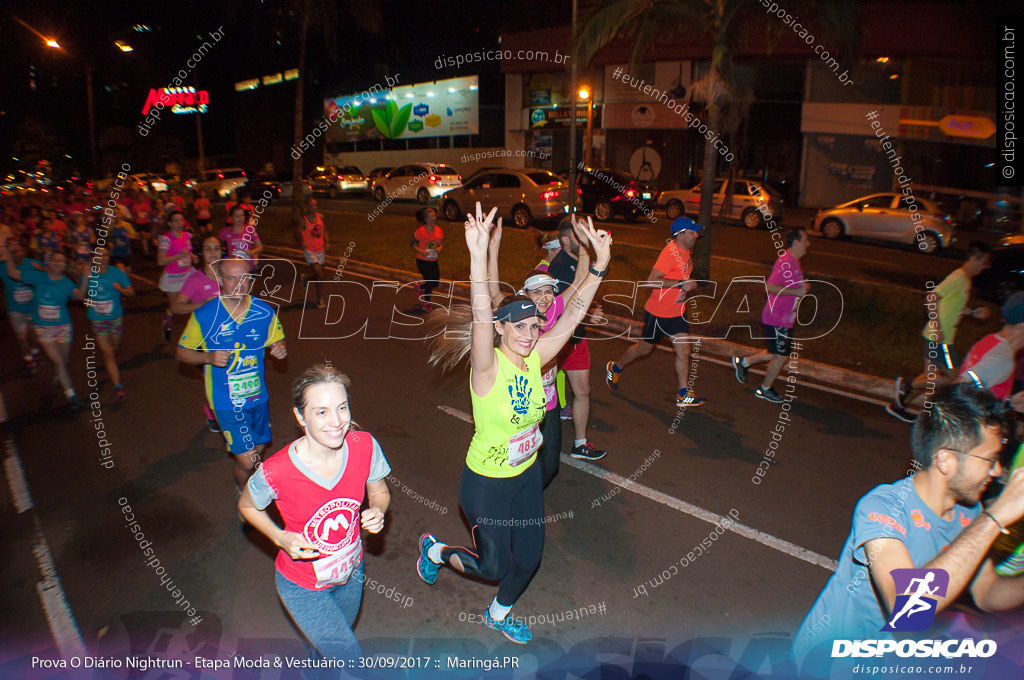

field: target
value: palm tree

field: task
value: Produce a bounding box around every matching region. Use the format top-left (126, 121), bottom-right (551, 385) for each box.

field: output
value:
top-left (576, 0), bottom-right (856, 278)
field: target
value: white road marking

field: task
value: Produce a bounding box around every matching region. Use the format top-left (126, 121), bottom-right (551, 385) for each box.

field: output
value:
top-left (436, 405), bottom-right (838, 572)
top-left (4, 434), bottom-right (87, 657)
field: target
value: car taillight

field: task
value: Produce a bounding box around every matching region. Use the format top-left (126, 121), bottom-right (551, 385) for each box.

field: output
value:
top-left (540, 190), bottom-right (559, 200)
top-left (428, 175), bottom-right (438, 183)
top-left (576, 188), bottom-right (582, 195)
top-left (624, 188), bottom-right (637, 198)
top-left (458, 175), bottom-right (462, 182)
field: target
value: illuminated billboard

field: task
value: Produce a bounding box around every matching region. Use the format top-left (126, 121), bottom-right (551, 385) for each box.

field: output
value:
top-left (324, 76), bottom-right (478, 142)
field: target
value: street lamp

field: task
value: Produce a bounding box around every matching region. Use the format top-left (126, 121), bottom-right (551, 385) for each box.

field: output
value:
top-left (578, 86), bottom-right (593, 167)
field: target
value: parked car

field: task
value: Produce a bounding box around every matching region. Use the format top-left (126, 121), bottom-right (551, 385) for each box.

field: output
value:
top-left (193, 168), bottom-right (248, 199)
top-left (659, 177), bottom-right (783, 228)
top-left (811, 193), bottom-right (955, 254)
top-left (372, 163), bottom-right (462, 204)
top-left (367, 166), bottom-right (392, 188)
top-left (309, 165), bottom-right (369, 197)
top-left (127, 173), bottom-right (169, 193)
top-left (440, 169), bottom-right (577, 228)
top-left (243, 172), bottom-right (283, 200)
top-left (574, 166), bottom-right (655, 222)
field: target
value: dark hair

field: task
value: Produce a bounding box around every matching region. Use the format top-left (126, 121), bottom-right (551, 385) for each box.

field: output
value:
top-left (557, 217), bottom-right (574, 240)
top-left (292, 363), bottom-right (352, 413)
top-left (230, 206), bottom-right (251, 221)
top-left (966, 241), bottom-right (990, 260)
top-left (167, 210), bottom-right (184, 223)
top-left (785, 228), bottom-right (806, 250)
top-left (911, 384), bottom-right (1010, 469)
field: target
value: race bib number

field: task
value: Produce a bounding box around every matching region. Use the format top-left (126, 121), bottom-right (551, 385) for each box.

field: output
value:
top-left (228, 370), bottom-right (261, 399)
top-left (508, 423), bottom-right (542, 467)
top-left (425, 248), bottom-right (438, 260)
top-left (93, 299), bottom-right (113, 315)
top-left (13, 287), bottom-right (33, 304)
top-left (541, 366), bottom-right (557, 404)
top-left (312, 538), bottom-right (362, 588)
top-left (38, 305), bottom-right (60, 321)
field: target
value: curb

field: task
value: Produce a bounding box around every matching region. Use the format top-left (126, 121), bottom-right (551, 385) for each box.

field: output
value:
top-left (265, 245), bottom-right (895, 405)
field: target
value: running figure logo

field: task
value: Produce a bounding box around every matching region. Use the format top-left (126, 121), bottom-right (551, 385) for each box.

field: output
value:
top-left (881, 568), bottom-right (949, 632)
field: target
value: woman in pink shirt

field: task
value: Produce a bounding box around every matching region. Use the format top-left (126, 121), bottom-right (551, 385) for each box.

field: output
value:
top-left (157, 211), bottom-right (197, 340)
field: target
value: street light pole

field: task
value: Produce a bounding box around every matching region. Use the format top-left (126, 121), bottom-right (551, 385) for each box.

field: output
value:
top-left (85, 64), bottom-right (97, 177)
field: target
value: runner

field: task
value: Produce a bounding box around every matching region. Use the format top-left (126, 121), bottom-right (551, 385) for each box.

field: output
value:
top-left (171, 235), bottom-right (225, 432)
top-left (193, 189), bottom-right (212, 236)
top-left (4, 249), bottom-right (89, 409)
top-left (176, 258), bottom-right (287, 490)
top-left (133, 191), bottom-right (153, 257)
top-left (219, 206), bottom-right (263, 261)
top-left (36, 217), bottom-right (64, 259)
top-left (418, 204), bottom-right (611, 644)
top-left (547, 217), bottom-right (605, 459)
top-left (0, 239), bottom-right (42, 373)
top-left (67, 213), bottom-right (93, 277)
top-left (793, 385), bottom-right (1024, 666)
top-left (487, 221), bottom-right (594, 482)
top-left (157, 211), bottom-right (197, 341)
top-left (730, 228), bottom-right (811, 403)
top-left (110, 215), bottom-right (135, 273)
top-left (238, 363), bottom-right (391, 672)
top-left (83, 246), bottom-right (134, 402)
top-left (957, 292), bottom-right (1024, 406)
top-left (888, 242), bottom-right (991, 422)
top-left (606, 216), bottom-right (706, 409)
top-left (534, 231), bottom-right (561, 274)
top-left (295, 197), bottom-right (328, 309)
top-left (411, 207), bottom-right (444, 311)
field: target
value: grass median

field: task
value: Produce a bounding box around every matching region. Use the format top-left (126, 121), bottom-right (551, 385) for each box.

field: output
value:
top-left (254, 205), bottom-right (1000, 379)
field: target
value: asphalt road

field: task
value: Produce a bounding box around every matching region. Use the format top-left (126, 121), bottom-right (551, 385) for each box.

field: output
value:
top-left (305, 195), bottom-right (962, 291)
top-left (6, 243), bottom-right (1010, 680)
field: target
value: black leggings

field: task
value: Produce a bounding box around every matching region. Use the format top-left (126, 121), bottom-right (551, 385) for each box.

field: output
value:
top-left (539, 408), bottom-right (561, 488)
top-left (415, 259), bottom-right (440, 303)
top-left (441, 462), bottom-right (544, 606)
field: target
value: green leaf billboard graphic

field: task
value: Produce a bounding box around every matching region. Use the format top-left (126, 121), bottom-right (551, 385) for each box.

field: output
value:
top-left (371, 100), bottom-right (413, 139)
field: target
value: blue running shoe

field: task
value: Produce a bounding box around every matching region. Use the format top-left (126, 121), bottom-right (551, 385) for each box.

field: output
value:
top-left (417, 533), bottom-right (441, 584)
top-left (483, 609), bottom-right (532, 644)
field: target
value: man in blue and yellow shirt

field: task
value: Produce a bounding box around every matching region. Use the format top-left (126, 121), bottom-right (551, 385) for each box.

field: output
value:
top-left (177, 257), bottom-right (287, 490)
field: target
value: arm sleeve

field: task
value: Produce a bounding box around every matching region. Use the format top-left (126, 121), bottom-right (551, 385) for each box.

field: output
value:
top-left (246, 465), bottom-right (278, 510)
top-left (178, 314), bottom-right (206, 350)
top-left (850, 486), bottom-right (909, 564)
top-left (367, 435), bottom-right (392, 483)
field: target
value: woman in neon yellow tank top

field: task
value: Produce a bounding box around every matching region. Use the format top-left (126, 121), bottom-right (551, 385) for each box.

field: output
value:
top-left (416, 203), bottom-right (612, 645)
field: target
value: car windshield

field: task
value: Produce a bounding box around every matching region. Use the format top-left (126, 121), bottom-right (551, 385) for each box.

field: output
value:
top-left (339, 166), bottom-right (362, 174)
top-left (526, 171), bottom-right (560, 185)
top-left (430, 166), bottom-right (459, 175)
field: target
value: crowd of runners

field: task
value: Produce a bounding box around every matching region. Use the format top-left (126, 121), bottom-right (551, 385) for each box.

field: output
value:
top-left (4, 180), bottom-right (1024, 677)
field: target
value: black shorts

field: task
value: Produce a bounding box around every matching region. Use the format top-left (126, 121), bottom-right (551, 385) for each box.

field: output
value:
top-left (640, 311), bottom-right (689, 344)
top-left (763, 323), bottom-right (793, 355)
top-left (923, 341), bottom-right (957, 371)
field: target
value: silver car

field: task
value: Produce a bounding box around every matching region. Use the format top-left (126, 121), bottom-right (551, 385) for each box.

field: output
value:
top-left (440, 169), bottom-right (576, 227)
top-left (658, 178), bottom-right (784, 228)
top-left (372, 163), bottom-right (462, 204)
top-left (812, 193), bottom-right (955, 254)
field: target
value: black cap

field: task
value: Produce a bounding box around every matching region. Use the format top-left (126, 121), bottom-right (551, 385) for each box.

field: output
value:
top-left (494, 299), bottom-right (547, 323)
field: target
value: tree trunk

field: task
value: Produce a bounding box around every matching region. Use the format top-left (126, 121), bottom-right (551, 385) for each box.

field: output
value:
top-left (692, 35), bottom-right (729, 281)
top-left (291, 1), bottom-right (310, 227)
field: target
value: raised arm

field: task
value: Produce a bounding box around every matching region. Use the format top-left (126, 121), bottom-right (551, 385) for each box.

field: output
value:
top-left (467, 203), bottom-right (501, 396)
top-left (486, 220), bottom-right (505, 309)
top-left (536, 216), bottom-right (611, 366)
top-left (557, 240), bottom-right (590, 306)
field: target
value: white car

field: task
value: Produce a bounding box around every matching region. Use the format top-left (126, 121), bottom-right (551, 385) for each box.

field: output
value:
top-left (659, 178), bottom-right (783, 228)
top-left (812, 193), bottom-right (955, 254)
top-left (193, 168), bottom-right (248, 199)
top-left (128, 173), bottom-right (168, 193)
top-left (372, 163), bottom-right (462, 204)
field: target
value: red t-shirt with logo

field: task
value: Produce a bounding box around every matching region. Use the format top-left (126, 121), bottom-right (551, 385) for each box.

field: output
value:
top-left (257, 431), bottom-right (374, 590)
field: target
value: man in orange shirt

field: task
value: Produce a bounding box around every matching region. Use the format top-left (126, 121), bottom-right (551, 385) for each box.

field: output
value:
top-left (606, 216), bottom-right (706, 408)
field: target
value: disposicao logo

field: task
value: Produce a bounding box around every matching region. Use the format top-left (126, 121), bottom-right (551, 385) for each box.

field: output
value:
top-left (882, 568), bottom-right (948, 632)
